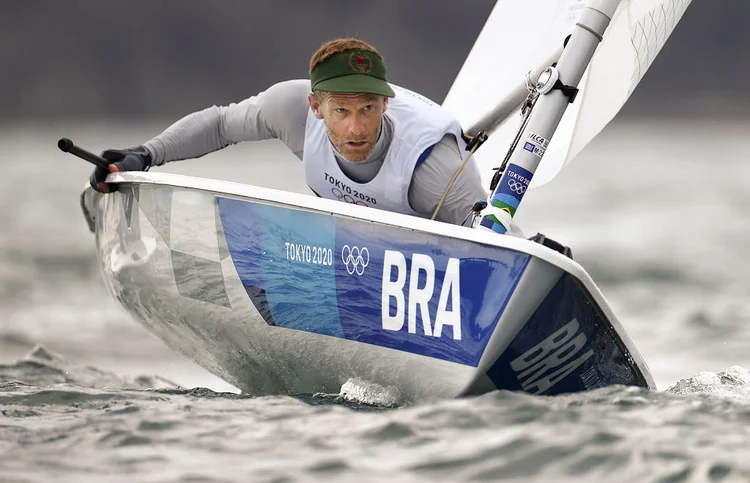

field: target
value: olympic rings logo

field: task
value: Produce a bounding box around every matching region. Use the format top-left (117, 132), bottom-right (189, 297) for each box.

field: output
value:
top-left (508, 179), bottom-right (527, 195)
top-left (331, 188), bottom-right (368, 206)
top-left (341, 245), bottom-right (369, 275)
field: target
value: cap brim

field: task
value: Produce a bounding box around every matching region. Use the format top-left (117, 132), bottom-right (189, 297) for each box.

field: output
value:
top-left (314, 74), bottom-right (395, 98)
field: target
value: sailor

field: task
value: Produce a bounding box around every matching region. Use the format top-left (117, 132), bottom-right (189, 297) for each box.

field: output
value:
top-left (89, 38), bottom-right (487, 225)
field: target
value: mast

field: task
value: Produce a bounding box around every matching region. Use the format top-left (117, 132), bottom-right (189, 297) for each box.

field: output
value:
top-left (477, 0), bottom-right (623, 234)
top-left (464, 46), bottom-right (563, 138)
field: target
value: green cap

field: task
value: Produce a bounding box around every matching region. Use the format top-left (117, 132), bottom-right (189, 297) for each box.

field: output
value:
top-left (310, 50), bottom-right (395, 98)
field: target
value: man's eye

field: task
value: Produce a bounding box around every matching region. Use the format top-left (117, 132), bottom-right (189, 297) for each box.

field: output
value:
top-left (335, 108), bottom-right (347, 114)
top-left (363, 105), bottom-right (374, 111)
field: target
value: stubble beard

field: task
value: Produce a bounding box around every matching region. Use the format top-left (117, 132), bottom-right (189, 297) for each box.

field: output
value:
top-left (326, 121), bottom-right (382, 163)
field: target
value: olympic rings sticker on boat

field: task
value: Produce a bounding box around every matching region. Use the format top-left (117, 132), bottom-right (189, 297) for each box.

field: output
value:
top-left (341, 245), bottom-right (369, 275)
top-left (508, 179), bottom-right (526, 194)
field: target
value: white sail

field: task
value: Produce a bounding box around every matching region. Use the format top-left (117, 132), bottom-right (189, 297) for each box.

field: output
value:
top-left (554, 0), bottom-right (693, 186)
top-left (443, 0), bottom-right (691, 190)
top-left (443, 0), bottom-right (587, 189)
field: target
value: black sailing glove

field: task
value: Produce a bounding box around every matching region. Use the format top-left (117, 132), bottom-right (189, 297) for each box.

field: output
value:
top-left (89, 146), bottom-right (152, 193)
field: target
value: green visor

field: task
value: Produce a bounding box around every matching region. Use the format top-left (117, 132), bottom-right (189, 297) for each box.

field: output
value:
top-left (311, 50), bottom-right (395, 98)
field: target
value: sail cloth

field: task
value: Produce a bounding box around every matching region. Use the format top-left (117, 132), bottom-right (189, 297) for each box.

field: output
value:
top-left (442, 0), bottom-right (691, 190)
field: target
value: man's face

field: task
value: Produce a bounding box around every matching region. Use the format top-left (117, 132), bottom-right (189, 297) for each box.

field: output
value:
top-left (308, 92), bottom-right (388, 162)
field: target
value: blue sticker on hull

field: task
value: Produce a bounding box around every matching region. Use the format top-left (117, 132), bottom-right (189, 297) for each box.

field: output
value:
top-left (217, 197), bottom-right (531, 366)
top-left (218, 198), bottom-right (343, 337)
top-left (333, 218), bottom-right (530, 365)
top-left (486, 274), bottom-right (648, 395)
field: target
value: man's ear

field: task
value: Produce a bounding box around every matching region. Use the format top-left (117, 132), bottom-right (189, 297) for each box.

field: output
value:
top-left (308, 93), bottom-right (325, 119)
top-left (383, 96), bottom-right (388, 112)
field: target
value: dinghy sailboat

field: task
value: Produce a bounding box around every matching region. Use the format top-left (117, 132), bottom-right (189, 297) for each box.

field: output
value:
top-left (62, 0), bottom-right (690, 403)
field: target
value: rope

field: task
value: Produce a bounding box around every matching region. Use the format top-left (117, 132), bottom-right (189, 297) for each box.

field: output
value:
top-left (431, 74), bottom-right (540, 221)
top-left (490, 91), bottom-right (538, 191)
top-left (431, 142), bottom-right (481, 220)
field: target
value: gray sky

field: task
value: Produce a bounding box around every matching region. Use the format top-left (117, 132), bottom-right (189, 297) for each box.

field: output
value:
top-left (0, 0), bottom-right (746, 120)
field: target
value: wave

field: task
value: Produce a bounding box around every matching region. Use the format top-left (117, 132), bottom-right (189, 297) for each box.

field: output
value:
top-left (3, 346), bottom-right (750, 481)
top-left (667, 366), bottom-right (750, 400)
top-left (0, 344), bottom-right (178, 390)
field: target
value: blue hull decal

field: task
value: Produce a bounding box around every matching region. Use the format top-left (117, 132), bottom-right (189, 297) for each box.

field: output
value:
top-left (487, 274), bottom-right (647, 395)
top-left (333, 218), bottom-right (529, 366)
top-left (218, 198), bottom-right (343, 338)
top-left (218, 198), bottom-right (531, 366)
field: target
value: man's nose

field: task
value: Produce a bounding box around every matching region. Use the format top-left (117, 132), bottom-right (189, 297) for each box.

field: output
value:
top-left (348, 115), bottom-right (368, 136)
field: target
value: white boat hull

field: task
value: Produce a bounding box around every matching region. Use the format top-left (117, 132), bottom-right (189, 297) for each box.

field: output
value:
top-left (83, 172), bottom-right (654, 403)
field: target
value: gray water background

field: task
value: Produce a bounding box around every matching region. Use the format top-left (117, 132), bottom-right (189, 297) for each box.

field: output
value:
top-left (1, 117), bottom-right (750, 481)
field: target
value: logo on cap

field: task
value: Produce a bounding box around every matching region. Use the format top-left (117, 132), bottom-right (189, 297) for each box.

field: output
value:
top-left (348, 51), bottom-right (373, 74)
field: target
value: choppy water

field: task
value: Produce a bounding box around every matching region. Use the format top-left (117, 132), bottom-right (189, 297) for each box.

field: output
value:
top-left (2, 118), bottom-right (750, 481)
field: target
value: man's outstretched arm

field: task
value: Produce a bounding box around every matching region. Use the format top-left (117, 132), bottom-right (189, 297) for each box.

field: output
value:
top-left (144, 79), bottom-right (311, 166)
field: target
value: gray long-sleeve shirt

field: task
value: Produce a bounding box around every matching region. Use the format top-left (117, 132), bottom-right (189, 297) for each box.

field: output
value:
top-left (144, 79), bottom-right (488, 225)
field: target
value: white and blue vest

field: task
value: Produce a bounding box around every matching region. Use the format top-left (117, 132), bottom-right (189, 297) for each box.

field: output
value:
top-left (303, 84), bottom-right (470, 217)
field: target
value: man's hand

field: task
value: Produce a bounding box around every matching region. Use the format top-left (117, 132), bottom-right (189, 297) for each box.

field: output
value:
top-left (89, 146), bottom-right (152, 193)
